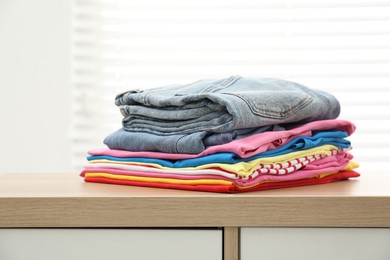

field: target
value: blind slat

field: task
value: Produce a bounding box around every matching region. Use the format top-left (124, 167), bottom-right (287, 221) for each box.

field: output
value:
top-left (78, 0), bottom-right (390, 9)
top-left (74, 7), bottom-right (390, 23)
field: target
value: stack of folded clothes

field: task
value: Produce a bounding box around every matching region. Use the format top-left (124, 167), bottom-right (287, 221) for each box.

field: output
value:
top-left (81, 76), bottom-right (360, 193)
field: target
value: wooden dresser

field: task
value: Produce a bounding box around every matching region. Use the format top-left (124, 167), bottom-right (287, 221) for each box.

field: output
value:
top-left (1, 172), bottom-right (389, 260)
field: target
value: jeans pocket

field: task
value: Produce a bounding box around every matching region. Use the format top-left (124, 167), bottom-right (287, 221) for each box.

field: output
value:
top-left (225, 91), bottom-right (313, 119)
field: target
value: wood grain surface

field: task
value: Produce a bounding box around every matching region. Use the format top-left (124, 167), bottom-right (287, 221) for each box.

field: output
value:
top-left (224, 227), bottom-right (239, 260)
top-left (1, 173), bottom-right (390, 227)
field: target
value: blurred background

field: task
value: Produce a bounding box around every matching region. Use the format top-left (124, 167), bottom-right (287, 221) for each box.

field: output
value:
top-left (1, 0), bottom-right (389, 174)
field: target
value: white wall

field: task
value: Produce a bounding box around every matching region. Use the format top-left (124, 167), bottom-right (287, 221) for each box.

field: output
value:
top-left (0, 0), bottom-right (73, 173)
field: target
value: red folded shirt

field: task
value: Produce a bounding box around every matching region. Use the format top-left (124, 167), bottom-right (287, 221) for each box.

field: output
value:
top-left (84, 170), bottom-right (360, 193)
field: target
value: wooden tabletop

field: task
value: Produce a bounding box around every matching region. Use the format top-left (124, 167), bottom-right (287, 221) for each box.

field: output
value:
top-left (0, 172), bottom-right (389, 227)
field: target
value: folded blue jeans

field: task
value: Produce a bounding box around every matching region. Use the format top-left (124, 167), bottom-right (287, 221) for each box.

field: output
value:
top-left (112, 76), bottom-right (341, 153)
top-left (116, 76), bottom-right (340, 134)
top-left (104, 124), bottom-right (285, 154)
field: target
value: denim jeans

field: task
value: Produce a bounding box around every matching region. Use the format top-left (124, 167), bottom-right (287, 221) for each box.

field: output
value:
top-left (109, 76), bottom-right (341, 153)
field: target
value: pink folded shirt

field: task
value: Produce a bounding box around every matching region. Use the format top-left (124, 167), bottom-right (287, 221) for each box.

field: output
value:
top-left (89, 119), bottom-right (355, 159)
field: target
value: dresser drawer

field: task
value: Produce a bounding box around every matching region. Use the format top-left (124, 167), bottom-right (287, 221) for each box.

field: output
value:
top-left (0, 228), bottom-right (222, 260)
top-left (241, 228), bottom-right (390, 260)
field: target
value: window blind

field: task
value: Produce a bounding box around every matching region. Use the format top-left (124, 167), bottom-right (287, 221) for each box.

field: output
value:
top-left (71, 0), bottom-right (390, 173)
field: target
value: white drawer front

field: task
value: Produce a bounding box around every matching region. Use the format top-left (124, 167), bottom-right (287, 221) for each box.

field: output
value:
top-left (0, 228), bottom-right (222, 260)
top-left (241, 228), bottom-right (390, 260)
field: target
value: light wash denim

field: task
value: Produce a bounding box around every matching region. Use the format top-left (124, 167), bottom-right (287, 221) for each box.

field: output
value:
top-left (108, 76), bottom-right (341, 153)
top-left (103, 124), bottom-right (286, 154)
top-left (99, 131), bottom-right (350, 167)
top-left (116, 76), bottom-right (340, 134)
top-left (104, 129), bottom-right (209, 154)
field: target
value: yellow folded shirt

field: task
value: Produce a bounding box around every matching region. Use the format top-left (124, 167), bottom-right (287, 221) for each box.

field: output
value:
top-left (84, 172), bottom-right (233, 186)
